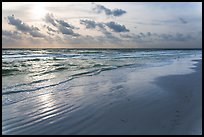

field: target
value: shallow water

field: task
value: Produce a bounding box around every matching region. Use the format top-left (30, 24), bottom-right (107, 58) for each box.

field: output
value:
top-left (2, 49), bottom-right (201, 104)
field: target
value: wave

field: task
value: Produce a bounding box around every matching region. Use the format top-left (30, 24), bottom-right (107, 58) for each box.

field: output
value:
top-left (27, 58), bottom-right (41, 61)
top-left (2, 77), bottom-right (74, 95)
top-left (32, 66), bottom-right (69, 76)
top-left (52, 57), bottom-right (65, 60)
top-left (2, 68), bottom-right (20, 76)
top-left (2, 79), bottom-right (50, 91)
top-left (52, 64), bottom-right (65, 67)
top-left (77, 51), bottom-right (103, 54)
top-left (92, 63), bottom-right (108, 67)
top-left (2, 65), bottom-right (119, 95)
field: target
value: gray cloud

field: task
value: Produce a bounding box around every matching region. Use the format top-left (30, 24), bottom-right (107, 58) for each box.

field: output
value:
top-left (2, 30), bottom-right (21, 39)
top-left (101, 30), bottom-right (121, 42)
top-left (80, 19), bottom-right (97, 29)
top-left (93, 4), bottom-right (126, 17)
top-left (80, 19), bottom-right (129, 34)
top-left (29, 31), bottom-right (45, 38)
top-left (120, 34), bottom-right (133, 39)
top-left (47, 31), bottom-right (55, 36)
top-left (154, 32), bottom-right (192, 41)
top-left (44, 13), bottom-right (80, 37)
top-left (135, 18), bottom-right (188, 26)
top-left (163, 33), bottom-right (192, 41)
top-left (64, 33), bottom-right (122, 48)
top-left (120, 32), bottom-right (194, 42)
top-left (56, 19), bottom-right (75, 29)
top-left (101, 29), bottom-right (112, 36)
top-left (44, 13), bottom-right (57, 26)
top-left (179, 17), bottom-right (188, 24)
top-left (46, 25), bottom-right (57, 33)
top-left (7, 15), bottom-right (45, 38)
top-left (58, 25), bottom-right (80, 36)
top-left (80, 19), bottom-right (105, 29)
top-left (112, 9), bottom-right (127, 17)
top-left (105, 21), bottom-right (129, 32)
top-left (7, 15), bottom-right (31, 31)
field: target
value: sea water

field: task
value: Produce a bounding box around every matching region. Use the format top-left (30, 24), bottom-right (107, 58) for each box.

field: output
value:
top-left (2, 49), bottom-right (201, 105)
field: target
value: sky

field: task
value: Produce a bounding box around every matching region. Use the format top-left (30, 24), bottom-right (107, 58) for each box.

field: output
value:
top-left (2, 2), bottom-right (202, 49)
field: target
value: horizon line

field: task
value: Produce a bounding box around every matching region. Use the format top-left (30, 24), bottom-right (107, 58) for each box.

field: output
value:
top-left (2, 47), bottom-right (202, 50)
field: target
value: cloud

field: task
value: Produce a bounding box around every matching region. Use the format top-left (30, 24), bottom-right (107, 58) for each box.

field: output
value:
top-left (120, 32), bottom-right (194, 42)
top-left (45, 25), bottom-right (57, 33)
top-left (63, 33), bottom-right (122, 48)
top-left (166, 33), bottom-right (192, 41)
top-left (93, 4), bottom-right (126, 17)
top-left (58, 25), bottom-right (80, 36)
top-left (80, 19), bottom-right (105, 29)
top-left (135, 18), bottom-right (188, 26)
top-left (2, 30), bottom-right (21, 39)
top-left (56, 19), bottom-right (75, 29)
top-left (154, 33), bottom-right (192, 41)
top-left (80, 19), bottom-right (129, 34)
top-left (120, 34), bottom-right (133, 39)
top-left (7, 15), bottom-right (31, 31)
top-left (44, 13), bottom-right (80, 37)
top-left (179, 17), bottom-right (188, 24)
top-left (101, 29), bottom-right (112, 36)
top-left (44, 13), bottom-right (57, 26)
top-left (47, 31), bottom-right (55, 36)
top-left (112, 9), bottom-right (127, 17)
top-left (105, 21), bottom-right (129, 32)
top-left (7, 15), bottom-right (45, 38)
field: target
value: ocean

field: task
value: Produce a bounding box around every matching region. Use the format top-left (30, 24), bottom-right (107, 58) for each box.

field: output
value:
top-left (2, 49), bottom-right (201, 101)
top-left (2, 49), bottom-right (202, 134)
